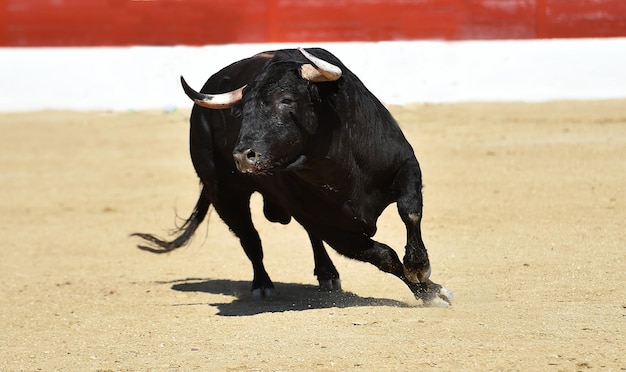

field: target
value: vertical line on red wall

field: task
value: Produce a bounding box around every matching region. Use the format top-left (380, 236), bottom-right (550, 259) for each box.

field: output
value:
top-left (267, 0), bottom-right (278, 43)
top-left (535, 0), bottom-right (548, 38)
top-left (0, 0), bottom-right (8, 45)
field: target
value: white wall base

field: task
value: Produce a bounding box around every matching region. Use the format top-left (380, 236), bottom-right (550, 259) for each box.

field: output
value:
top-left (1, 38), bottom-right (625, 112)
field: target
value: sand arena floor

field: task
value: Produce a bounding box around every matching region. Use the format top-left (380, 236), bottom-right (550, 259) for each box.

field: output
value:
top-left (1, 100), bottom-right (624, 370)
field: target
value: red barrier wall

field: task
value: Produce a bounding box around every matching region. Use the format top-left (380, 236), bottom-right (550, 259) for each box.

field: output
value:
top-left (2, 0), bottom-right (626, 47)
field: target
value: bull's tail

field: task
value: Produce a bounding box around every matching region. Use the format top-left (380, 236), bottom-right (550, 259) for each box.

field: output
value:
top-left (131, 185), bottom-right (211, 253)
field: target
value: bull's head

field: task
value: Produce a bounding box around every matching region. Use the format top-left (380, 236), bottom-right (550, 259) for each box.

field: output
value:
top-left (181, 48), bottom-right (342, 174)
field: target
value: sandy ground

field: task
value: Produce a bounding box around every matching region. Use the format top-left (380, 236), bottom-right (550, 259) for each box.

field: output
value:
top-left (1, 100), bottom-right (625, 371)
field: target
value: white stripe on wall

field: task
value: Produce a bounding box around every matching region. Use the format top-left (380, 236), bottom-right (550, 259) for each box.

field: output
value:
top-left (1, 38), bottom-right (625, 112)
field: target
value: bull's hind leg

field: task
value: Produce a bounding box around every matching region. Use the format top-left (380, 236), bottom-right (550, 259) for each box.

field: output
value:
top-left (213, 191), bottom-right (274, 299)
top-left (308, 232), bottom-right (341, 291)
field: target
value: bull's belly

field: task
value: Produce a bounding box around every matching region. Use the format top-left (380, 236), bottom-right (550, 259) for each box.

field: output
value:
top-left (255, 175), bottom-right (383, 238)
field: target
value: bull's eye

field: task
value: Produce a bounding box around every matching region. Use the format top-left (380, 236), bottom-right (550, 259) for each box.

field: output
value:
top-left (280, 98), bottom-right (294, 105)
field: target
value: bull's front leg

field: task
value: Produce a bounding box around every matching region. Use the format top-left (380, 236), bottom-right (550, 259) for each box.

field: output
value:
top-left (395, 161), bottom-right (453, 306)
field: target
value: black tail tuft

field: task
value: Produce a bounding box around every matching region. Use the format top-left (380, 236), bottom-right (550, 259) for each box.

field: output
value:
top-left (131, 186), bottom-right (211, 253)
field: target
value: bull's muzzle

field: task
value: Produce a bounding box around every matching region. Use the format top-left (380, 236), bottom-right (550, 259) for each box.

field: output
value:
top-left (233, 148), bottom-right (260, 173)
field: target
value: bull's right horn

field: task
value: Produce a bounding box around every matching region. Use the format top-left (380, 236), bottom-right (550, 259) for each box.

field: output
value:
top-left (299, 48), bottom-right (342, 82)
top-left (180, 76), bottom-right (245, 109)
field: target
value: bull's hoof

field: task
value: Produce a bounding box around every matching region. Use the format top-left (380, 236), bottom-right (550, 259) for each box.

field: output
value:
top-left (251, 287), bottom-right (275, 300)
top-left (412, 281), bottom-right (453, 307)
top-left (422, 286), bottom-right (454, 308)
top-left (318, 278), bottom-right (342, 292)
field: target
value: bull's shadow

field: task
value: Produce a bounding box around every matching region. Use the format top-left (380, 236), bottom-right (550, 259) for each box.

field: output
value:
top-left (162, 277), bottom-right (412, 316)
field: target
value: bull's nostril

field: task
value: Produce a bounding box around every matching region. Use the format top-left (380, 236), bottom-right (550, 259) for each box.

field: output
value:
top-left (233, 149), bottom-right (258, 173)
top-left (245, 149), bottom-right (257, 162)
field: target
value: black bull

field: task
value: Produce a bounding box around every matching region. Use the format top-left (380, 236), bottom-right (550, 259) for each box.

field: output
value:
top-left (133, 48), bottom-right (453, 306)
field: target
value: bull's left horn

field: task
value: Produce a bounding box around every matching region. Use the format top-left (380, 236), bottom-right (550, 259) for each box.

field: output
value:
top-left (180, 76), bottom-right (245, 109)
top-left (298, 48), bottom-right (342, 82)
